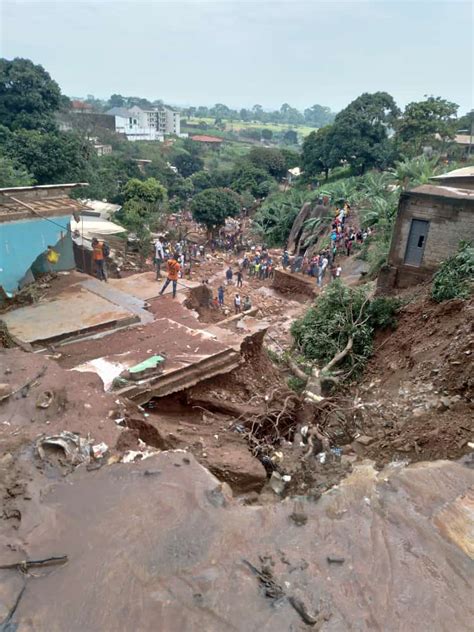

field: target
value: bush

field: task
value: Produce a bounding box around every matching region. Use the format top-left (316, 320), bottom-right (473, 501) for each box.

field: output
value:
top-left (431, 242), bottom-right (474, 302)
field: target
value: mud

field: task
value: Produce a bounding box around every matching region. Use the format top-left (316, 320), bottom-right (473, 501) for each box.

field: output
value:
top-left (1, 453), bottom-right (472, 631)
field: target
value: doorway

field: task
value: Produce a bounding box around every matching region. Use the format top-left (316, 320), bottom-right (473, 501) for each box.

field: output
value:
top-left (404, 219), bottom-right (429, 266)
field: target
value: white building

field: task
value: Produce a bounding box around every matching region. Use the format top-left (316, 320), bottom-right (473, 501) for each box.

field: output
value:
top-left (106, 106), bottom-right (180, 141)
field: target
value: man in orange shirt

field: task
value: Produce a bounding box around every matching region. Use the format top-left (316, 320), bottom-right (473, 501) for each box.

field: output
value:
top-left (91, 238), bottom-right (107, 282)
top-left (159, 254), bottom-right (181, 298)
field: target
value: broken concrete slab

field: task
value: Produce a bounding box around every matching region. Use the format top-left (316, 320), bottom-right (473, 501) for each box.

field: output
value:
top-left (2, 456), bottom-right (472, 631)
top-left (1, 286), bottom-right (138, 345)
top-left (70, 318), bottom-right (241, 402)
top-left (272, 269), bottom-right (316, 297)
top-left (81, 278), bottom-right (154, 324)
top-left (108, 271), bottom-right (201, 301)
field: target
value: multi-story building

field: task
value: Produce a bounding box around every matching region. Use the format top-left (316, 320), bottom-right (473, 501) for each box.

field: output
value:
top-left (106, 106), bottom-right (180, 141)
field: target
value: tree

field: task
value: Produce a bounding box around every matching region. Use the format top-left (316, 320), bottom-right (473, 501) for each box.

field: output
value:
top-left (123, 177), bottom-right (167, 209)
top-left (248, 147), bottom-right (287, 179)
top-left (0, 154), bottom-right (34, 187)
top-left (396, 96), bottom-right (459, 156)
top-left (191, 170), bottom-right (214, 192)
top-left (4, 129), bottom-right (94, 184)
top-left (330, 92), bottom-right (400, 174)
top-left (302, 126), bottom-right (337, 179)
top-left (261, 128), bottom-right (273, 141)
top-left (108, 94), bottom-right (125, 108)
top-left (190, 188), bottom-right (240, 232)
top-left (231, 162), bottom-right (269, 196)
top-left (252, 104), bottom-right (264, 121)
top-left (283, 130), bottom-right (298, 145)
top-left (303, 104), bottom-right (336, 127)
top-left (173, 151), bottom-right (204, 177)
top-left (0, 58), bottom-right (61, 131)
top-left (239, 108), bottom-right (250, 122)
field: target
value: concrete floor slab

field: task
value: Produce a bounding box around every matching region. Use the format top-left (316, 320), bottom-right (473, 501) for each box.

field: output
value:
top-left (108, 272), bottom-right (201, 301)
top-left (1, 286), bottom-right (138, 344)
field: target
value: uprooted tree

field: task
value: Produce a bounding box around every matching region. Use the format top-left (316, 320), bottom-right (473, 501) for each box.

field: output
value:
top-left (290, 281), bottom-right (399, 425)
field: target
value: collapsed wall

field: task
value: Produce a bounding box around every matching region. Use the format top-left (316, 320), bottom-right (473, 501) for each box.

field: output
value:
top-left (272, 269), bottom-right (316, 297)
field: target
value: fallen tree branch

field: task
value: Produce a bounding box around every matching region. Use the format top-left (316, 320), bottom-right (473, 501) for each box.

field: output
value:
top-left (322, 336), bottom-right (353, 374)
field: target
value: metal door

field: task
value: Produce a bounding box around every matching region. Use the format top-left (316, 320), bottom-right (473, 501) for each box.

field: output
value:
top-left (404, 219), bottom-right (429, 266)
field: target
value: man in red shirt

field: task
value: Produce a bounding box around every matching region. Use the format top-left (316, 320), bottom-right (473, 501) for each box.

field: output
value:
top-left (159, 254), bottom-right (181, 298)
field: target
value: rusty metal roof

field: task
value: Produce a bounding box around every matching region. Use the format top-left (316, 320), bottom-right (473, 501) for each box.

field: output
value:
top-left (407, 184), bottom-right (474, 201)
top-left (0, 185), bottom-right (92, 222)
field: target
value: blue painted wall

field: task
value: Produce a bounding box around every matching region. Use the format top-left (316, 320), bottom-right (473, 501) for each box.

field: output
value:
top-left (0, 216), bottom-right (74, 294)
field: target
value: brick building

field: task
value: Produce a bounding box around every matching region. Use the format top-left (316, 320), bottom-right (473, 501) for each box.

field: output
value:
top-left (378, 180), bottom-right (474, 290)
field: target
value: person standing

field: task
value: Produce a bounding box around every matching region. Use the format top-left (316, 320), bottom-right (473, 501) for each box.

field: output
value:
top-left (154, 238), bottom-right (165, 280)
top-left (236, 269), bottom-right (243, 288)
top-left (225, 266), bottom-right (233, 286)
top-left (91, 238), bottom-right (107, 282)
top-left (234, 293), bottom-right (241, 314)
top-left (218, 285), bottom-right (225, 306)
top-left (335, 265), bottom-right (342, 278)
top-left (159, 253), bottom-right (181, 298)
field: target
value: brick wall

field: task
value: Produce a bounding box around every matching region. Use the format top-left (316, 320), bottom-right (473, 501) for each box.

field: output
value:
top-left (389, 193), bottom-right (474, 272)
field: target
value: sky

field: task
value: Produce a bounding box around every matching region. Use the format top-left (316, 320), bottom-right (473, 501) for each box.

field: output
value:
top-left (1, 0), bottom-right (473, 114)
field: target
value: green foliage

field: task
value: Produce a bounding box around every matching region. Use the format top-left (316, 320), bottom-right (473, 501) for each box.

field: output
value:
top-left (287, 376), bottom-right (307, 393)
top-left (396, 97), bottom-right (458, 157)
top-left (123, 177), bottom-right (166, 205)
top-left (0, 154), bottom-right (34, 187)
top-left (0, 58), bottom-right (61, 131)
top-left (302, 126), bottom-right (337, 179)
top-left (291, 281), bottom-right (399, 376)
top-left (190, 170), bottom-right (214, 192)
top-left (253, 189), bottom-right (315, 246)
top-left (173, 151), bottom-right (204, 177)
top-left (3, 129), bottom-right (94, 184)
top-left (248, 147), bottom-right (287, 179)
top-left (431, 242), bottom-right (474, 302)
top-left (330, 92), bottom-right (400, 174)
top-left (231, 162), bottom-right (269, 196)
top-left (190, 187), bottom-right (240, 230)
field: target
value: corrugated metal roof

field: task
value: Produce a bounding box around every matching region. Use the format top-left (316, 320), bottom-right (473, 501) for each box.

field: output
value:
top-left (408, 184), bottom-right (474, 200)
top-left (431, 166), bottom-right (474, 180)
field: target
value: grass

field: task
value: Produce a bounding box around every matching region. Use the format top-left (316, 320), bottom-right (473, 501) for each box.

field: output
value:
top-left (183, 117), bottom-right (316, 138)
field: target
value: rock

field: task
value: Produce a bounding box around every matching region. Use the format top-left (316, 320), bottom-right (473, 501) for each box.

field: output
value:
top-left (269, 471), bottom-right (285, 494)
top-left (412, 408), bottom-right (425, 418)
top-left (355, 435), bottom-right (374, 446)
top-left (0, 383), bottom-right (12, 402)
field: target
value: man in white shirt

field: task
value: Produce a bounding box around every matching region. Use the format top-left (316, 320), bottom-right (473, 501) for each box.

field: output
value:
top-left (155, 238), bottom-right (165, 280)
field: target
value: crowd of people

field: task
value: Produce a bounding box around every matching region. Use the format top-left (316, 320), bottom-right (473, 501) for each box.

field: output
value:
top-left (150, 200), bottom-right (373, 305)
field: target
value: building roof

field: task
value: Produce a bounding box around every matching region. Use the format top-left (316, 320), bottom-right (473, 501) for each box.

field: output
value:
top-left (106, 107), bottom-right (133, 118)
top-left (190, 135), bottom-right (224, 143)
top-left (0, 183), bottom-right (88, 194)
top-left (79, 199), bottom-right (122, 219)
top-left (431, 166), bottom-right (474, 180)
top-left (0, 184), bottom-right (91, 223)
top-left (408, 184), bottom-right (474, 201)
top-left (453, 134), bottom-right (474, 146)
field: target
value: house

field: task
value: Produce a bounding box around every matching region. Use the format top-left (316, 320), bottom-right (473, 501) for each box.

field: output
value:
top-left (71, 99), bottom-right (94, 114)
top-left (430, 165), bottom-right (474, 190)
top-left (93, 143), bottom-right (112, 157)
top-left (106, 106), bottom-right (180, 142)
top-left (0, 184), bottom-right (91, 295)
top-left (190, 135), bottom-right (224, 147)
top-left (378, 180), bottom-right (474, 291)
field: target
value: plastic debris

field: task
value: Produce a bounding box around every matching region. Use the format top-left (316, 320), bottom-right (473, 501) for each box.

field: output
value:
top-left (269, 471), bottom-right (286, 494)
top-left (36, 390), bottom-right (54, 409)
top-left (92, 442), bottom-right (109, 459)
top-left (36, 431), bottom-right (93, 465)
